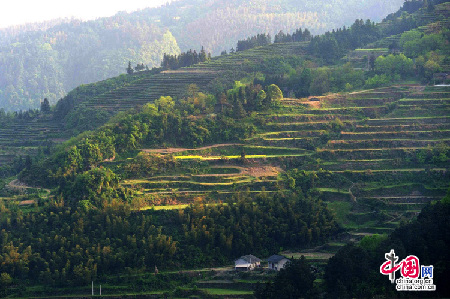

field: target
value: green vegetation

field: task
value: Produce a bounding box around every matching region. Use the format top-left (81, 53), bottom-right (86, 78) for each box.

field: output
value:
top-left (255, 256), bottom-right (316, 298)
top-left (0, 1), bottom-right (449, 297)
top-left (0, 20), bottom-right (179, 111)
top-left (325, 197), bottom-right (450, 298)
top-left (0, 192), bottom-right (338, 289)
top-left (0, 0), bottom-right (405, 111)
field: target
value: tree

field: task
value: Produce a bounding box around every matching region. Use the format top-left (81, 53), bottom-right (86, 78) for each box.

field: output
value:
top-left (309, 68), bottom-right (331, 95)
top-left (255, 256), bottom-right (315, 299)
top-left (40, 98), bottom-right (50, 113)
top-left (233, 99), bottom-right (246, 119)
top-left (155, 96), bottom-right (175, 112)
top-left (266, 84), bottom-right (283, 107)
top-left (0, 272), bottom-right (12, 287)
top-left (199, 46), bottom-right (207, 62)
top-left (126, 61), bottom-right (134, 75)
top-left (369, 53), bottom-right (376, 71)
top-left (25, 155), bottom-right (32, 170)
top-left (255, 90), bottom-right (266, 110)
top-left (325, 243), bottom-right (372, 298)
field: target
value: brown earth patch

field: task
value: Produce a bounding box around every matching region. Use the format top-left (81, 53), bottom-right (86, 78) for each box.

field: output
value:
top-left (19, 200), bottom-right (35, 205)
top-left (241, 166), bottom-right (282, 177)
top-left (142, 143), bottom-right (244, 154)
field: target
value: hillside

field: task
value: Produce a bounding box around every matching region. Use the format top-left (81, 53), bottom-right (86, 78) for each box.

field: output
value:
top-left (0, 42), bottom-right (308, 175)
top-left (0, 0), bottom-right (405, 111)
top-left (107, 84), bottom-right (450, 238)
top-left (0, 2), bottom-right (449, 297)
top-left (0, 18), bottom-right (180, 111)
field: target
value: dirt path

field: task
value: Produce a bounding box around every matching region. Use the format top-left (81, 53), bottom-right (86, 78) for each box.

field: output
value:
top-left (349, 182), bottom-right (357, 202)
top-left (192, 166), bottom-right (282, 178)
top-left (142, 143), bottom-right (244, 154)
top-left (7, 179), bottom-right (50, 193)
top-left (282, 97), bottom-right (322, 109)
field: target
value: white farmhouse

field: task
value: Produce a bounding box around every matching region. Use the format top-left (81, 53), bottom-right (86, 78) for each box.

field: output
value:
top-left (268, 255), bottom-right (290, 271)
top-left (234, 254), bottom-right (261, 271)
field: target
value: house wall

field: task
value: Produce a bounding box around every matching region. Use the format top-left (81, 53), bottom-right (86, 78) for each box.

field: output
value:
top-left (277, 259), bottom-right (289, 270)
top-left (235, 259), bottom-right (254, 271)
top-left (268, 259), bottom-right (290, 271)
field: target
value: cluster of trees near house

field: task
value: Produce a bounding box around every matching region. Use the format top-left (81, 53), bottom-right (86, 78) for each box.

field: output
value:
top-left (257, 25), bottom-right (445, 96)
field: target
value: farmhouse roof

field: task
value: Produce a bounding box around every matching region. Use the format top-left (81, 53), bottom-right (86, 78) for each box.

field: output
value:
top-left (268, 255), bottom-right (289, 263)
top-left (238, 254), bottom-right (261, 263)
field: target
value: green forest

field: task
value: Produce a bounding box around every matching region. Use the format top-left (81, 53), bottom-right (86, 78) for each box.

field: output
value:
top-left (0, 0), bottom-right (449, 298)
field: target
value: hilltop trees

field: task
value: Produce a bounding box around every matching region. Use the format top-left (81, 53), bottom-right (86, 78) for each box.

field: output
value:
top-left (236, 33), bottom-right (272, 52)
top-left (126, 61), bottom-right (134, 74)
top-left (234, 28), bottom-right (312, 52)
top-left (274, 28), bottom-right (311, 43)
top-left (40, 98), bottom-right (51, 113)
top-left (126, 62), bottom-right (149, 74)
top-left (308, 19), bottom-right (379, 62)
top-left (161, 47), bottom-right (211, 70)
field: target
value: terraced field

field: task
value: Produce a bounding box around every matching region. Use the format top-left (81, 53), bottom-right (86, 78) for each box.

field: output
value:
top-left (77, 42), bottom-right (308, 113)
top-left (0, 115), bottom-right (64, 166)
top-left (0, 43), bottom-right (308, 168)
top-left (123, 84), bottom-right (449, 238)
top-left (81, 69), bottom-right (220, 112)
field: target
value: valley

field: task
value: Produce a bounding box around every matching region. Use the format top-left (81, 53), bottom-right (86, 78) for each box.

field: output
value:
top-left (0, 1), bottom-right (449, 298)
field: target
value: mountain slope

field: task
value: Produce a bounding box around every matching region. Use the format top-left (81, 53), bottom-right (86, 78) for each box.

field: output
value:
top-left (0, 3), bottom-right (449, 297)
top-left (0, 18), bottom-right (180, 111)
top-left (0, 0), bottom-right (404, 111)
top-left (159, 0), bottom-right (404, 54)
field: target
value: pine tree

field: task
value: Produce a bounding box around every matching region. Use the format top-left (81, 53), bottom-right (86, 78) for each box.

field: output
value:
top-left (199, 46), bottom-right (207, 62)
top-left (40, 98), bottom-right (50, 113)
top-left (126, 61), bottom-right (134, 74)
